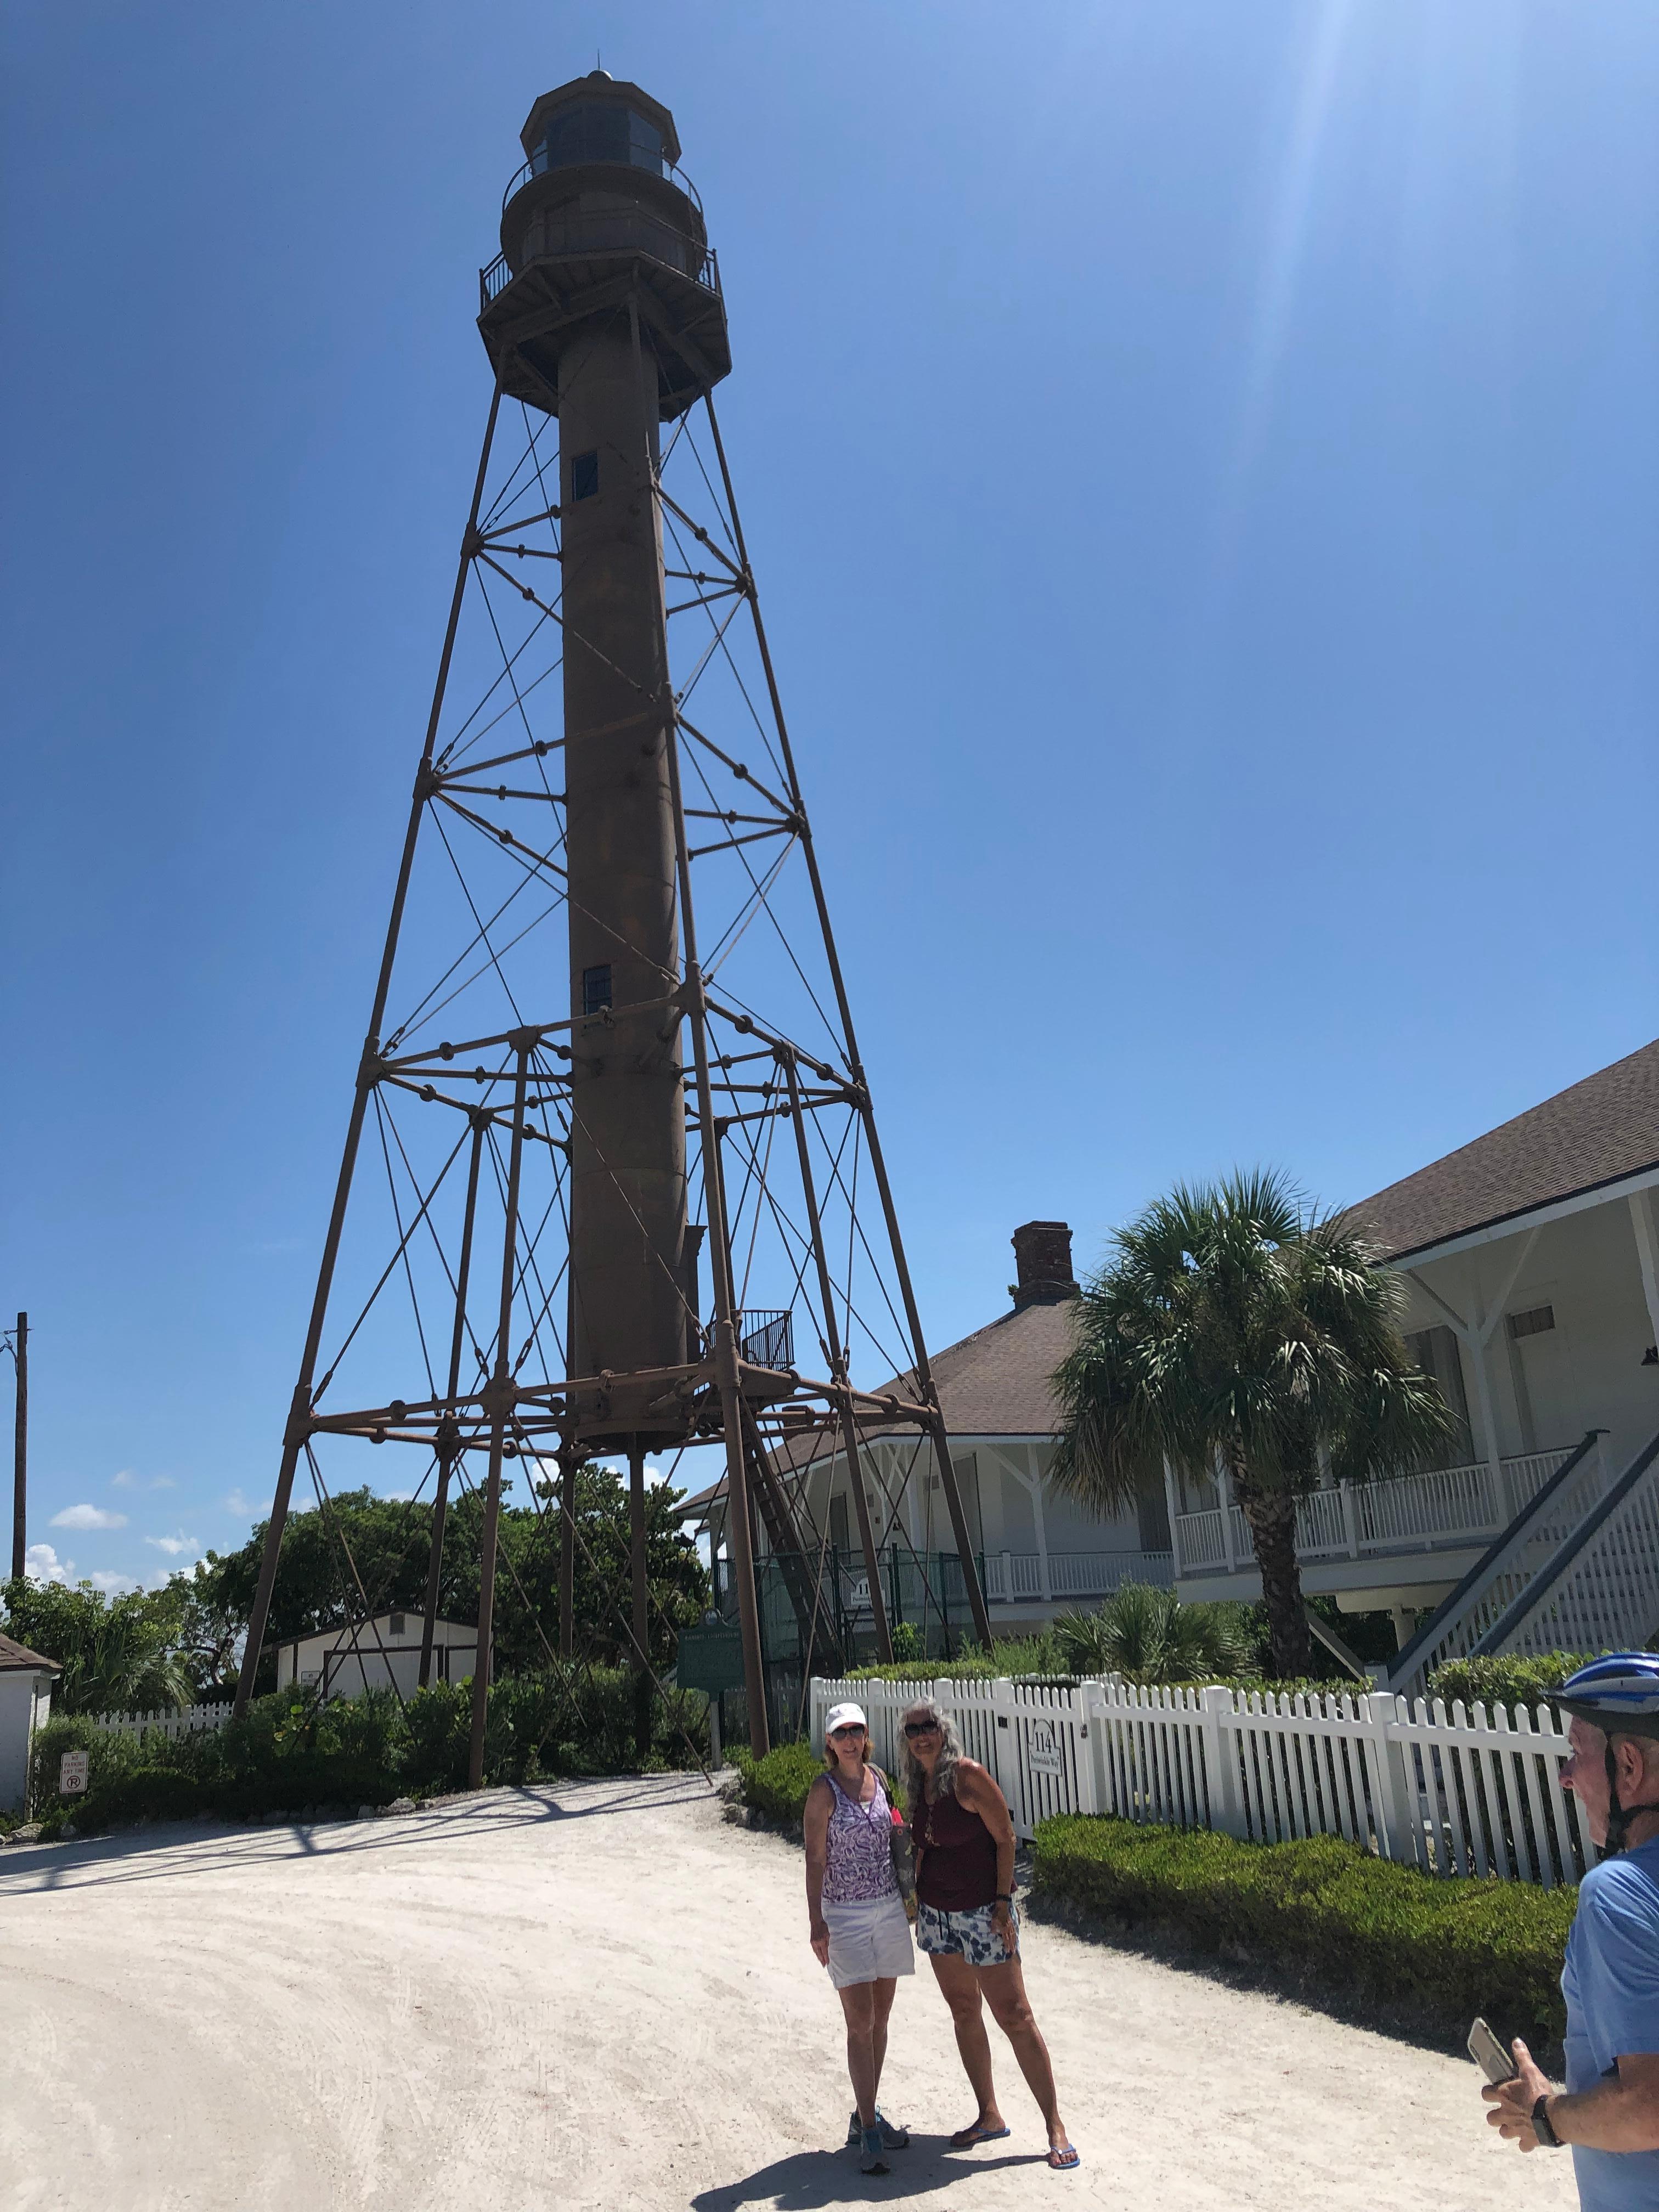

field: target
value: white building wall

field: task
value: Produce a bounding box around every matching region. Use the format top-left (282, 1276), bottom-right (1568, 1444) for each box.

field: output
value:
top-left (0, 1672), bottom-right (52, 1814)
top-left (1397, 1193), bottom-right (1659, 1481)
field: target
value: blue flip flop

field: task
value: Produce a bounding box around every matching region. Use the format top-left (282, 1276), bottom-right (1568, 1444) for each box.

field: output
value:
top-left (950, 2123), bottom-right (1012, 2149)
top-left (1048, 2144), bottom-right (1081, 2172)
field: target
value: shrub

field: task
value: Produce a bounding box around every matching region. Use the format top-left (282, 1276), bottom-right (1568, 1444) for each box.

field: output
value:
top-left (1032, 1814), bottom-right (1575, 2047)
top-left (732, 1742), bottom-right (901, 1828)
top-left (1052, 1585), bottom-right (1255, 1682)
top-left (733, 1741), bottom-right (825, 1826)
top-left (1424, 1654), bottom-right (1593, 1718)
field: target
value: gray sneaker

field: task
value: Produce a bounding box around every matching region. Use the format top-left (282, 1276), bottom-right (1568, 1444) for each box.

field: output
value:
top-left (848, 2109), bottom-right (910, 2149)
top-left (859, 2125), bottom-right (890, 2176)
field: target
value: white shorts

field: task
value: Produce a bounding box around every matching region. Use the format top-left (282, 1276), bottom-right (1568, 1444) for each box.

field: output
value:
top-left (823, 1893), bottom-right (915, 1989)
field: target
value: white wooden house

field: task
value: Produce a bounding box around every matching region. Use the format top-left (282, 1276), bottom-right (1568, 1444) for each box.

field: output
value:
top-left (689, 1039), bottom-right (1659, 1668)
top-left (1171, 1038), bottom-right (1659, 1653)
top-left (685, 1222), bottom-right (1171, 1633)
top-left (274, 1612), bottom-right (477, 1700)
top-left (0, 1632), bottom-right (59, 1813)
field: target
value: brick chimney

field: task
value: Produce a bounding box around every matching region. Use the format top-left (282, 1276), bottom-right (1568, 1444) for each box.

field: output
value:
top-left (1008, 1221), bottom-right (1079, 1310)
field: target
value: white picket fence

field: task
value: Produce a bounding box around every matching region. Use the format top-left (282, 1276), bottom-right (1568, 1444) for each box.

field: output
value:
top-left (810, 1673), bottom-right (1595, 1889)
top-left (87, 1702), bottom-right (234, 1742)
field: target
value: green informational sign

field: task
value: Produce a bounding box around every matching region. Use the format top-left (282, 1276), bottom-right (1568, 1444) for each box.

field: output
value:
top-left (676, 1623), bottom-right (746, 1695)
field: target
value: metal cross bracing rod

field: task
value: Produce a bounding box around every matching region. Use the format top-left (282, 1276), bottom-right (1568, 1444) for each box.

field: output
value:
top-left (419, 1110), bottom-right (487, 1689)
top-left (467, 1035), bottom-right (531, 1788)
top-left (695, 391), bottom-right (993, 1650)
top-left (242, 366), bottom-right (984, 1731)
top-left (233, 383), bottom-right (506, 1723)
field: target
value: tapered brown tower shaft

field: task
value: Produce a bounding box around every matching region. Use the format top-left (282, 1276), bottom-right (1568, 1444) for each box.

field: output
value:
top-left (559, 323), bottom-right (686, 1405)
top-left (478, 71), bottom-right (731, 1441)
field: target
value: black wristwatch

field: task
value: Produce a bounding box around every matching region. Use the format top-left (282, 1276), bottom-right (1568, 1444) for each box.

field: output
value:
top-left (1532, 2095), bottom-right (1564, 2149)
top-left (994, 1892), bottom-right (1013, 1905)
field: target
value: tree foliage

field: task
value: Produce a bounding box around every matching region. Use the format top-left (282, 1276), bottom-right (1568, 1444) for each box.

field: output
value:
top-left (1, 1578), bottom-right (195, 1714)
top-left (194, 1462), bottom-right (708, 1689)
top-left (1049, 1169), bottom-right (1453, 1678)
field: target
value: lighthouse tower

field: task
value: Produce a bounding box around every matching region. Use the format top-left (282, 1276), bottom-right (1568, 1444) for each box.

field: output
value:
top-left (481, 76), bottom-right (731, 1436)
top-left (232, 75), bottom-right (991, 1765)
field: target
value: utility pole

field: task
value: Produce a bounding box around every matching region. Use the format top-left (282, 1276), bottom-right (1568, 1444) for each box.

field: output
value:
top-left (5, 1313), bottom-right (25, 1582)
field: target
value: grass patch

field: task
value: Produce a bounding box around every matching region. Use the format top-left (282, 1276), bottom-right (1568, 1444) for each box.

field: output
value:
top-left (1032, 1814), bottom-right (1573, 2051)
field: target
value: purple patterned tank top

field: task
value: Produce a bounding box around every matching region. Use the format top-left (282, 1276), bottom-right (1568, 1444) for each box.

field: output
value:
top-left (822, 1770), bottom-right (898, 1904)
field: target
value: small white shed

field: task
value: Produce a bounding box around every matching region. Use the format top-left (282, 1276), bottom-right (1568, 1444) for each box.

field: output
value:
top-left (0, 1631), bottom-right (60, 1813)
top-left (273, 1612), bottom-right (477, 1700)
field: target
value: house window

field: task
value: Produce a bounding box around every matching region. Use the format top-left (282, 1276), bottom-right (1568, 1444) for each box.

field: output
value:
top-left (582, 963), bottom-right (612, 1015)
top-left (1404, 1324), bottom-right (1475, 1469)
top-left (390, 1613), bottom-right (406, 1638)
top-left (829, 1494), bottom-right (849, 1554)
top-left (569, 450), bottom-right (599, 501)
top-left (1508, 1305), bottom-right (1556, 1341)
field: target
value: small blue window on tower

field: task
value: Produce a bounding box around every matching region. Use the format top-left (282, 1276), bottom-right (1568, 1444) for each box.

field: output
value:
top-left (571, 450), bottom-right (599, 501)
top-left (582, 963), bottom-right (612, 1017)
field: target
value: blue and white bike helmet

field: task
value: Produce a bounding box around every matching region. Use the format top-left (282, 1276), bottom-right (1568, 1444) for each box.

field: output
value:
top-left (1558, 1652), bottom-right (1659, 1852)
top-left (1557, 1652), bottom-right (1659, 1737)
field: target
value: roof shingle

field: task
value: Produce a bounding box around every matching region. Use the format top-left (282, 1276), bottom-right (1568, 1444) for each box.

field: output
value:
top-left (1351, 1037), bottom-right (1659, 1262)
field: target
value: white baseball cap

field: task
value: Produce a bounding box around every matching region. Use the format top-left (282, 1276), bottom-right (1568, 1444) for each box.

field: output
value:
top-left (824, 1702), bottom-right (868, 1736)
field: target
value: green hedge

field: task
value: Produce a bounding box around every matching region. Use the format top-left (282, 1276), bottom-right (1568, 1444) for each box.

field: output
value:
top-left (25, 1666), bottom-right (712, 1837)
top-left (1423, 1654), bottom-right (1591, 1717)
top-left (1033, 1814), bottom-right (1574, 2046)
top-left (733, 1743), bottom-right (904, 1829)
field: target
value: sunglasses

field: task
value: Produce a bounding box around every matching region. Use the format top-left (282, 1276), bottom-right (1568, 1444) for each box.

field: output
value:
top-left (903, 1719), bottom-right (941, 1739)
top-left (828, 1724), bottom-right (866, 1740)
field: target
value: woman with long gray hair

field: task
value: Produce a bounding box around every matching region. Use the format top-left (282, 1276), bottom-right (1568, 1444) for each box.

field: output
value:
top-left (901, 1696), bottom-right (1078, 2171)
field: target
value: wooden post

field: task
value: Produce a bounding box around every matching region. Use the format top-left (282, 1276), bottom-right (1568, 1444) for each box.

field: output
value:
top-left (630, 1441), bottom-right (651, 1762)
top-left (10, 1312), bottom-right (25, 1583)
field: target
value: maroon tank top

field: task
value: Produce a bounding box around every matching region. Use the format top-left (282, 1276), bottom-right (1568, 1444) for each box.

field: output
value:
top-left (912, 1778), bottom-right (998, 1911)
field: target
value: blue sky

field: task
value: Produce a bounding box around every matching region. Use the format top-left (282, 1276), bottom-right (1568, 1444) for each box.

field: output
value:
top-left (4, 2), bottom-right (1656, 1593)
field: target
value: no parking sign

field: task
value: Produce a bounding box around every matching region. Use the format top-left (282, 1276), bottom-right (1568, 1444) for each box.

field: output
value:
top-left (59, 1751), bottom-right (89, 1795)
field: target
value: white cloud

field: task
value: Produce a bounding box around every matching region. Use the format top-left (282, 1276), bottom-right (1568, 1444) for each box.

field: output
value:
top-left (150, 1476), bottom-right (177, 1491)
top-left (112, 1470), bottom-right (177, 1492)
top-left (88, 1570), bottom-right (141, 1596)
top-left (223, 1488), bottom-right (254, 1517)
top-left (50, 1503), bottom-right (128, 1532)
top-left (111, 1469), bottom-right (137, 1489)
top-left (144, 1533), bottom-right (201, 1558)
top-left (24, 1543), bottom-right (71, 1584)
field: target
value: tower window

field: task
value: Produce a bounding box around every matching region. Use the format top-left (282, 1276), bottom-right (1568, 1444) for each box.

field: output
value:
top-left (570, 450), bottom-right (599, 501)
top-left (582, 963), bottom-right (612, 1016)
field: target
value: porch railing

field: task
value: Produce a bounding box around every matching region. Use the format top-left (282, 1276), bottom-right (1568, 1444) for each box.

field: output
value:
top-left (981, 1548), bottom-right (1173, 1605)
top-left (1172, 1446), bottom-right (1578, 1579)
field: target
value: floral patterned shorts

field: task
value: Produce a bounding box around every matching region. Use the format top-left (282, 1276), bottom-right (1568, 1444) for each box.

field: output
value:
top-left (916, 1899), bottom-right (1019, 1965)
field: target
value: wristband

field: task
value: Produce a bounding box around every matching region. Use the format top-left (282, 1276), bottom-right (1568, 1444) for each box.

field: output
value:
top-left (995, 1892), bottom-right (1013, 1904)
top-left (1532, 2095), bottom-right (1563, 2149)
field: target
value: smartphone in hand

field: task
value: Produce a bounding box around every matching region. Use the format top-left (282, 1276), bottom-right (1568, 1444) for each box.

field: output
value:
top-left (1468, 2017), bottom-right (1516, 2085)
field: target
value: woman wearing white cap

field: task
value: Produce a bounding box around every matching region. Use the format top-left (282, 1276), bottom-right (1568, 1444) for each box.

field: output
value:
top-left (804, 1700), bottom-right (915, 2175)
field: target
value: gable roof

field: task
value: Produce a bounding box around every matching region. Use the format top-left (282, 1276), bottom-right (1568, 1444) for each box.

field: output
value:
top-left (1352, 1037), bottom-right (1659, 1263)
top-left (680, 1294), bottom-right (1076, 1516)
top-left (0, 1630), bottom-right (60, 1674)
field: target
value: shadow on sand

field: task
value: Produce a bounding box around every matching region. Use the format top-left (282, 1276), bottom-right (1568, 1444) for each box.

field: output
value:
top-left (691, 2137), bottom-right (1047, 2209)
top-left (0, 1772), bottom-right (713, 1898)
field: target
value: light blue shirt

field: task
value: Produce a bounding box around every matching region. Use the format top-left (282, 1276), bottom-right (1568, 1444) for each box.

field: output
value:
top-left (1561, 1835), bottom-right (1659, 2210)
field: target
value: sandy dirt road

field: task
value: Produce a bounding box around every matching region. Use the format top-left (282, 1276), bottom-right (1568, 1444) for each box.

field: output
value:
top-left (0, 1774), bottom-right (1575, 2212)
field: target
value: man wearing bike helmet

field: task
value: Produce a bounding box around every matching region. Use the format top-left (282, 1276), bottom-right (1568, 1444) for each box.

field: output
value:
top-left (1482, 1652), bottom-right (1659, 2207)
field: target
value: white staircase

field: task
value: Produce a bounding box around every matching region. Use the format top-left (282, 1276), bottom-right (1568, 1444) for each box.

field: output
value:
top-left (1385, 1428), bottom-right (1618, 1699)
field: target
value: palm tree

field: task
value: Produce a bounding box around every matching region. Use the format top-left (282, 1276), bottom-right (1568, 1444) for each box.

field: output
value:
top-left (1050, 1170), bottom-right (1453, 1678)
